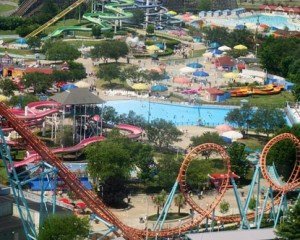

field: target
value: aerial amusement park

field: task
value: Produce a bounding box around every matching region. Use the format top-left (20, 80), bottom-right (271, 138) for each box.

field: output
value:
top-left (0, 0), bottom-right (299, 239)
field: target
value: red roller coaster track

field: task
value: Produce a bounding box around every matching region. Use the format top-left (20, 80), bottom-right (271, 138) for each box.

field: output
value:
top-left (0, 101), bottom-right (299, 239)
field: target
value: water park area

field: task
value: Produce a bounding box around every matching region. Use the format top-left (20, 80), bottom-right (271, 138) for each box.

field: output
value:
top-left (0, 0), bottom-right (299, 240)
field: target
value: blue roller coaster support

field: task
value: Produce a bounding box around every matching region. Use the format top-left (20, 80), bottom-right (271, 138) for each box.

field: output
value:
top-left (90, 214), bottom-right (117, 239)
top-left (0, 128), bottom-right (58, 240)
top-left (153, 181), bottom-right (179, 230)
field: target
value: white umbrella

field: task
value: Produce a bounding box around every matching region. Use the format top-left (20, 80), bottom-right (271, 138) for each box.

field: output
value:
top-left (180, 66), bottom-right (196, 74)
top-left (218, 45), bottom-right (232, 51)
top-left (203, 52), bottom-right (213, 58)
top-left (221, 131), bottom-right (243, 141)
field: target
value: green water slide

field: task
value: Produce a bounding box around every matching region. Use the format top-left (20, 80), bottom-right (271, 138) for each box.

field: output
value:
top-left (48, 0), bottom-right (134, 38)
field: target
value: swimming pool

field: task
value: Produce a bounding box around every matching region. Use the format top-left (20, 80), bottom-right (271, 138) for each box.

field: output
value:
top-left (209, 14), bottom-right (299, 31)
top-left (106, 100), bottom-right (238, 126)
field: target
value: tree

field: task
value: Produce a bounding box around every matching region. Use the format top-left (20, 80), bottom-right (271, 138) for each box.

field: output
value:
top-left (146, 119), bottom-right (182, 149)
top-left (131, 9), bottom-right (145, 26)
top-left (85, 137), bottom-right (133, 207)
top-left (146, 24), bottom-right (154, 34)
top-left (152, 190), bottom-right (167, 215)
top-left (174, 193), bottom-right (186, 214)
top-left (22, 72), bottom-right (53, 94)
top-left (292, 84), bottom-right (300, 101)
top-left (68, 61), bottom-right (87, 81)
top-left (27, 36), bottom-right (41, 50)
top-left (92, 25), bottom-right (102, 39)
top-left (252, 106), bottom-right (286, 137)
top-left (198, 0), bottom-right (212, 11)
top-left (38, 214), bottom-right (90, 240)
top-left (219, 200), bottom-right (230, 215)
top-left (16, 24), bottom-right (39, 37)
top-left (190, 132), bottom-right (226, 159)
top-left (56, 125), bottom-right (73, 147)
top-left (45, 41), bottom-right (80, 61)
top-left (9, 94), bottom-right (39, 108)
top-left (225, 104), bottom-right (254, 131)
top-left (97, 63), bottom-right (121, 86)
top-left (276, 200), bottom-right (300, 239)
top-left (118, 110), bottom-right (147, 128)
top-left (156, 154), bottom-right (182, 189)
top-left (120, 65), bottom-right (149, 83)
top-left (227, 142), bottom-right (250, 181)
top-left (0, 78), bottom-right (17, 96)
top-left (248, 197), bottom-right (256, 211)
top-left (91, 41), bottom-right (128, 62)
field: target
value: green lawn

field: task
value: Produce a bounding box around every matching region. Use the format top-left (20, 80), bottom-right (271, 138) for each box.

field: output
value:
top-left (0, 4), bottom-right (16, 14)
top-left (224, 91), bottom-right (295, 108)
top-left (0, 30), bottom-right (17, 35)
top-left (0, 48), bottom-right (33, 55)
top-left (237, 137), bottom-right (265, 151)
top-left (45, 19), bottom-right (89, 34)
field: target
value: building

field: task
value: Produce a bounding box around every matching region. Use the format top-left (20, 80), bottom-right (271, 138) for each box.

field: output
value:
top-left (259, 5), bottom-right (300, 15)
top-left (2, 66), bottom-right (54, 78)
top-left (215, 56), bottom-right (236, 71)
top-left (203, 88), bottom-right (225, 101)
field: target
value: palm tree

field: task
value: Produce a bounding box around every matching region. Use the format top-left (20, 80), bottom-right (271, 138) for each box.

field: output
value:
top-left (174, 193), bottom-right (186, 214)
top-left (152, 190), bottom-right (167, 216)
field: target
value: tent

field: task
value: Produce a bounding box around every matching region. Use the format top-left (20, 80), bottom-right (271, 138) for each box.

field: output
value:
top-left (221, 131), bottom-right (243, 142)
top-left (151, 85), bottom-right (168, 92)
top-left (180, 66), bottom-right (196, 74)
top-left (173, 76), bottom-right (191, 84)
top-left (131, 83), bottom-right (149, 91)
top-left (61, 84), bottom-right (78, 91)
top-left (234, 44), bottom-right (248, 50)
top-left (210, 49), bottom-right (223, 55)
top-left (187, 62), bottom-right (203, 68)
top-left (193, 70), bottom-right (209, 77)
top-left (215, 124), bottom-right (233, 133)
top-left (209, 42), bottom-right (220, 49)
top-left (218, 45), bottom-right (231, 51)
top-left (223, 72), bottom-right (239, 79)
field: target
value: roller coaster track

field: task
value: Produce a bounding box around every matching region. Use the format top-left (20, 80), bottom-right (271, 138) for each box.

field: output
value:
top-left (25, 0), bottom-right (86, 38)
top-left (0, 100), bottom-right (299, 239)
top-left (12, 0), bottom-right (39, 16)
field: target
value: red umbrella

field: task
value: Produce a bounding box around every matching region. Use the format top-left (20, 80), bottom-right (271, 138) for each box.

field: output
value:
top-left (76, 202), bottom-right (86, 209)
top-left (215, 124), bottom-right (233, 133)
top-left (173, 76), bottom-right (191, 84)
top-left (59, 198), bottom-right (71, 204)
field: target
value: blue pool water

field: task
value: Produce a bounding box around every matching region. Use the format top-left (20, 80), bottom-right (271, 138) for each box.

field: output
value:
top-left (237, 14), bottom-right (299, 30)
top-left (106, 100), bottom-right (238, 126)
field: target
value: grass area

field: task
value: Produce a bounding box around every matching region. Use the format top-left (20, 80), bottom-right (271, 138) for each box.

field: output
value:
top-left (0, 161), bottom-right (8, 185)
top-left (45, 19), bottom-right (89, 34)
top-left (237, 136), bottom-right (266, 151)
top-left (0, 48), bottom-right (33, 55)
top-left (0, 30), bottom-right (17, 35)
top-left (147, 212), bottom-right (189, 221)
top-left (0, 4), bottom-right (16, 14)
top-left (224, 91), bottom-right (295, 108)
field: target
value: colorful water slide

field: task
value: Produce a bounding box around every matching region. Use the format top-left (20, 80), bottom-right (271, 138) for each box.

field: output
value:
top-left (25, 0), bottom-right (86, 38)
top-left (13, 135), bottom-right (106, 168)
top-left (1, 101), bottom-right (61, 132)
top-left (116, 123), bottom-right (142, 138)
top-left (12, 0), bottom-right (39, 16)
top-left (47, 26), bottom-right (92, 38)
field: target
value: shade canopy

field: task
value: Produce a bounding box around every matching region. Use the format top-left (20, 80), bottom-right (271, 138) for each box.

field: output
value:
top-left (187, 62), bottom-right (203, 68)
top-left (235, 24), bottom-right (245, 30)
top-left (146, 45), bottom-right (160, 51)
top-left (209, 42), bottom-right (220, 49)
top-left (234, 44), bottom-right (248, 50)
top-left (221, 130), bottom-right (243, 140)
top-left (59, 198), bottom-right (71, 204)
top-left (193, 70), bottom-right (209, 77)
top-left (210, 49), bottom-right (223, 55)
top-left (215, 124), bottom-right (233, 133)
top-left (180, 66), bottom-right (196, 74)
top-left (16, 38), bottom-right (27, 44)
top-left (203, 52), bottom-right (213, 58)
top-left (218, 45), bottom-right (232, 51)
top-left (76, 202), bottom-right (87, 209)
top-left (50, 88), bottom-right (105, 105)
top-left (151, 85), bottom-right (168, 92)
top-left (223, 72), bottom-right (239, 79)
top-left (131, 83), bottom-right (149, 91)
top-left (173, 76), bottom-right (191, 84)
top-left (0, 95), bottom-right (8, 102)
top-left (61, 83), bottom-right (78, 91)
top-left (168, 10), bottom-right (177, 15)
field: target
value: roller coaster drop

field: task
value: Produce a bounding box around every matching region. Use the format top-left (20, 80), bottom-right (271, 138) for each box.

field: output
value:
top-left (0, 100), bottom-right (299, 240)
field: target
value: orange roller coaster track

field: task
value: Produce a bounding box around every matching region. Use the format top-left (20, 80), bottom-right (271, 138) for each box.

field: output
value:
top-left (0, 101), bottom-right (299, 239)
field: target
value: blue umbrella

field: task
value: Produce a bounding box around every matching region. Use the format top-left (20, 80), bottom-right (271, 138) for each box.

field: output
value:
top-left (193, 70), bottom-right (209, 77)
top-left (270, 26), bottom-right (278, 31)
top-left (151, 85), bottom-right (168, 92)
top-left (209, 42), bottom-right (220, 49)
top-left (16, 38), bottom-right (27, 44)
top-left (210, 49), bottom-right (223, 55)
top-left (187, 62), bottom-right (203, 69)
top-left (235, 24), bottom-right (245, 30)
top-left (61, 84), bottom-right (78, 91)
